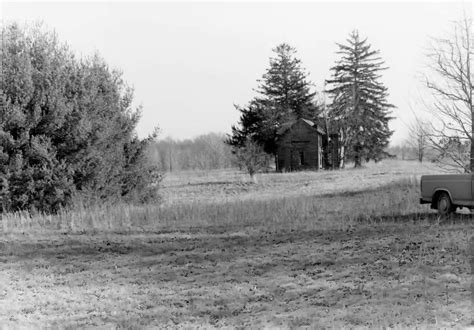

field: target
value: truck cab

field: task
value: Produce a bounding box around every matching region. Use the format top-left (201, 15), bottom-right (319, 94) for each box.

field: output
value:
top-left (420, 174), bottom-right (474, 215)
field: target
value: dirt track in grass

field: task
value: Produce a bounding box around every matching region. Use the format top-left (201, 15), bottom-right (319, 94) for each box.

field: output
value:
top-left (1, 220), bottom-right (472, 328)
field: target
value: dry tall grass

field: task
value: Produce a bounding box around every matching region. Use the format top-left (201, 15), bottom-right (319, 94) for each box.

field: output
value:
top-left (1, 160), bottom-right (445, 233)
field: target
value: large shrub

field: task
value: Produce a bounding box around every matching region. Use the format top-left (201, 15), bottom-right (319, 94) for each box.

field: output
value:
top-left (0, 23), bottom-right (160, 213)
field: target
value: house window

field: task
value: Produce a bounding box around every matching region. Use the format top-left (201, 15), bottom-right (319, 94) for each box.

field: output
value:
top-left (299, 151), bottom-right (305, 165)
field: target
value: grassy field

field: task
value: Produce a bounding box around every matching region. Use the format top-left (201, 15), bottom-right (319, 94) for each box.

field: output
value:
top-left (0, 160), bottom-right (473, 328)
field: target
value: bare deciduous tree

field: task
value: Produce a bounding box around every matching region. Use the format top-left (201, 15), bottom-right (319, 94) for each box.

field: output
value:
top-left (407, 119), bottom-right (432, 162)
top-left (423, 16), bottom-right (473, 172)
top-left (235, 138), bottom-right (272, 182)
top-left (150, 133), bottom-right (235, 172)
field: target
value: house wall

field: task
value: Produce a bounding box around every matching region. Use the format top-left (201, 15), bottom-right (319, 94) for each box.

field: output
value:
top-left (277, 120), bottom-right (321, 172)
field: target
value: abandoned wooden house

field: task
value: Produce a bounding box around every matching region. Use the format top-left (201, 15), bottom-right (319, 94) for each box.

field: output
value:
top-left (276, 118), bottom-right (339, 172)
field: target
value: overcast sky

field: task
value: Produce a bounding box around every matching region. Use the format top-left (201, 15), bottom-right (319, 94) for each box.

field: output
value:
top-left (2, 1), bottom-right (471, 144)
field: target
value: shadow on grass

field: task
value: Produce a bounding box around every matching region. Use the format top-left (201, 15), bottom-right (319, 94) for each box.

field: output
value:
top-left (3, 216), bottom-right (463, 263)
top-left (318, 180), bottom-right (417, 199)
top-left (0, 224), bottom-right (375, 262)
top-left (353, 211), bottom-right (473, 225)
top-left (172, 181), bottom-right (237, 188)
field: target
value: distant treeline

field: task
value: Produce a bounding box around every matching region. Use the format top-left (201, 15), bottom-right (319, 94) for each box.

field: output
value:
top-left (386, 144), bottom-right (438, 162)
top-left (149, 133), bottom-right (235, 172)
top-left (150, 133), bottom-right (438, 173)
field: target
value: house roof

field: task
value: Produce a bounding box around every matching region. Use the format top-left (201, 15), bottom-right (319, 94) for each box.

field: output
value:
top-left (277, 118), bottom-right (326, 136)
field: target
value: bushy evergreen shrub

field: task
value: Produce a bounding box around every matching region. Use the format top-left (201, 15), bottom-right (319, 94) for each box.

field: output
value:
top-left (0, 23), bottom-right (161, 213)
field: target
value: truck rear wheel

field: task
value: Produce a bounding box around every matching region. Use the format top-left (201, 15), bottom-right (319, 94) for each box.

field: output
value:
top-left (437, 192), bottom-right (455, 216)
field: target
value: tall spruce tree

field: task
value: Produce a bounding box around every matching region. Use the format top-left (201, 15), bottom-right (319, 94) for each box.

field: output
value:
top-left (257, 43), bottom-right (317, 120)
top-left (326, 31), bottom-right (394, 168)
top-left (228, 43), bottom-right (318, 157)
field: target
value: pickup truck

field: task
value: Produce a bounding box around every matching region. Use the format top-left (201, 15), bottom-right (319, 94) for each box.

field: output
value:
top-left (420, 174), bottom-right (473, 215)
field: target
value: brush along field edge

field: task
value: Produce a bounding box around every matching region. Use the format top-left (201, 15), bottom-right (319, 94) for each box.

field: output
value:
top-left (3, 179), bottom-right (428, 233)
top-left (2, 159), bottom-right (440, 233)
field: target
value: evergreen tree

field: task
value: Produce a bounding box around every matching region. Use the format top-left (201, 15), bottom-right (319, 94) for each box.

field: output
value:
top-left (0, 23), bottom-right (160, 213)
top-left (227, 99), bottom-right (278, 155)
top-left (228, 43), bottom-right (318, 157)
top-left (257, 43), bottom-right (317, 121)
top-left (326, 31), bottom-right (394, 168)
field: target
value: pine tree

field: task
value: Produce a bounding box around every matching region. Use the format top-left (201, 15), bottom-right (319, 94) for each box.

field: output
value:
top-left (326, 31), bottom-right (394, 168)
top-left (228, 43), bottom-right (318, 158)
top-left (0, 23), bottom-right (160, 213)
top-left (227, 99), bottom-right (278, 155)
top-left (257, 43), bottom-right (317, 121)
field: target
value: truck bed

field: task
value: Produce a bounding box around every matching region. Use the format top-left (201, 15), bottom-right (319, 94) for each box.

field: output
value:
top-left (420, 174), bottom-right (474, 208)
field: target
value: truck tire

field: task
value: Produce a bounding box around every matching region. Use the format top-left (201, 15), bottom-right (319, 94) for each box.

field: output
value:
top-left (437, 192), bottom-right (455, 216)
